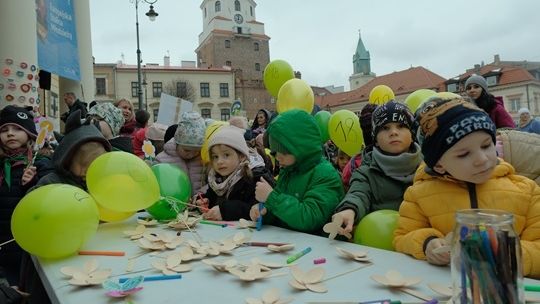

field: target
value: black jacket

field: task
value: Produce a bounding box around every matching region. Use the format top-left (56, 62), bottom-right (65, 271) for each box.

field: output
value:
top-left (61, 99), bottom-right (87, 122)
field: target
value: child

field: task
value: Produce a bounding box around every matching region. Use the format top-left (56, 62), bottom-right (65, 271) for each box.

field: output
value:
top-left (145, 123), bottom-right (167, 155)
top-left (156, 112), bottom-right (206, 195)
top-left (393, 97), bottom-right (540, 278)
top-left (194, 126), bottom-right (259, 220)
top-left (35, 110), bottom-right (112, 190)
top-left (132, 110), bottom-right (151, 158)
top-left (86, 102), bottom-right (132, 153)
top-left (249, 109), bottom-right (344, 234)
top-left (332, 101), bottom-right (422, 234)
top-left (334, 149), bottom-right (351, 175)
top-left (0, 105), bottom-right (53, 286)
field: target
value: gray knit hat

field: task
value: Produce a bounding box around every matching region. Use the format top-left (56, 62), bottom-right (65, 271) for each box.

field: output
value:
top-left (87, 102), bottom-right (125, 137)
top-left (174, 111), bottom-right (206, 148)
top-left (465, 74), bottom-right (488, 93)
top-left (208, 126), bottom-right (249, 158)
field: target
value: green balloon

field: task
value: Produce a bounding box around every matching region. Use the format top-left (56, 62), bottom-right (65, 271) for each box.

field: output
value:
top-left (314, 110), bottom-right (331, 143)
top-left (263, 59), bottom-right (295, 97)
top-left (147, 164), bottom-right (192, 220)
top-left (353, 210), bottom-right (399, 251)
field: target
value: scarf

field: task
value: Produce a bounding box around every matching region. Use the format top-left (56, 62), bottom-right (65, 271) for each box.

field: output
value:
top-left (120, 118), bottom-right (137, 137)
top-left (372, 143), bottom-right (421, 183)
top-left (1, 147), bottom-right (31, 189)
top-left (207, 160), bottom-right (249, 197)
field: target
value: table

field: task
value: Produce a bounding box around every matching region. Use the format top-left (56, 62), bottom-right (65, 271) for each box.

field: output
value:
top-left (33, 216), bottom-right (540, 303)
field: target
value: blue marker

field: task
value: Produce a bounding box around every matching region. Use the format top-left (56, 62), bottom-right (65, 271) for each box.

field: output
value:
top-left (119, 274), bottom-right (182, 283)
top-left (256, 203), bottom-right (264, 231)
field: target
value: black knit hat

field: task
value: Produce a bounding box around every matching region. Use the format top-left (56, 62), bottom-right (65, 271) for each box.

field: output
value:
top-left (371, 101), bottom-right (414, 139)
top-left (418, 97), bottom-right (497, 168)
top-left (0, 105), bottom-right (37, 138)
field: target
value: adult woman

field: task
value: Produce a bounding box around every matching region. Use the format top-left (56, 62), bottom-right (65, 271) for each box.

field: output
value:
top-left (113, 98), bottom-right (137, 137)
top-left (464, 74), bottom-right (515, 128)
top-left (250, 109), bottom-right (271, 137)
top-left (517, 107), bottom-right (540, 134)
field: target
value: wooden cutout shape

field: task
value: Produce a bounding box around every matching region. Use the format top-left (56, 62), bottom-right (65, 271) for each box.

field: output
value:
top-left (335, 247), bottom-right (371, 262)
top-left (370, 270), bottom-right (422, 287)
top-left (428, 283), bottom-right (452, 297)
top-left (137, 218), bottom-right (158, 226)
top-left (137, 231), bottom-right (183, 251)
top-left (178, 246), bottom-right (206, 261)
top-left (123, 225), bottom-right (146, 240)
top-left (267, 244), bottom-right (295, 253)
top-left (239, 218), bottom-right (256, 229)
top-left (102, 275), bottom-right (144, 298)
top-left (167, 210), bottom-right (201, 230)
top-left (288, 266), bottom-right (327, 293)
top-left (432, 232), bottom-right (453, 254)
top-left (202, 259), bottom-right (238, 272)
top-left (245, 288), bottom-right (293, 304)
top-left (228, 264), bottom-right (271, 281)
top-left (142, 140), bottom-right (156, 159)
top-left (323, 214), bottom-right (352, 240)
top-left (60, 259), bottom-right (111, 286)
top-left (248, 258), bottom-right (285, 269)
top-left (152, 253), bottom-right (192, 275)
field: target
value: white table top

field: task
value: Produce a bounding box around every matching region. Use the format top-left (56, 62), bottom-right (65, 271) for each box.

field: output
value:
top-left (33, 216), bottom-right (540, 304)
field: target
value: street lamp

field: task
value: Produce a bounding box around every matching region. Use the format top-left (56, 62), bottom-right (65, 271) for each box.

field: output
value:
top-left (134, 0), bottom-right (158, 110)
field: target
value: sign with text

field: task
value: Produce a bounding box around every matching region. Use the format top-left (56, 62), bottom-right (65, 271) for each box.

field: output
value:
top-left (156, 93), bottom-right (193, 126)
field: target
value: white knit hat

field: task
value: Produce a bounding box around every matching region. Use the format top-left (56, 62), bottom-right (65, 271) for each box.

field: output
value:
top-left (518, 107), bottom-right (530, 115)
top-left (208, 126), bottom-right (249, 157)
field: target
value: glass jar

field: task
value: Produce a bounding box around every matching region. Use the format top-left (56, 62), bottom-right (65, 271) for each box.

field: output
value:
top-left (451, 209), bottom-right (524, 303)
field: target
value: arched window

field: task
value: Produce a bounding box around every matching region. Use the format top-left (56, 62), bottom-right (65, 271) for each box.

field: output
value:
top-left (235, 0), bottom-right (241, 11)
top-left (254, 42), bottom-right (259, 51)
top-left (225, 40), bottom-right (231, 48)
top-left (215, 1), bottom-right (221, 12)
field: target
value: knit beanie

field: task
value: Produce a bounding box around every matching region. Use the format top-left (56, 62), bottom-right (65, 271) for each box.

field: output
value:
top-left (371, 101), bottom-right (414, 139)
top-left (87, 102), bottom-right (125, 137)
top-left (418, 97), bottom-right (496, 168)
top-left (518, 107), bottom-right (530, 115)
top-left (0, 105), bottom-right (37, 138)
top-left (146, 123), bottom-right (167, 141)
top-left (359, 103), bottom-right (377, 147)
top-left (465, 74), bottom-right (488, 93)
top-left (174, 111), bottom-right (206, 148)
top-left (208, 126), bottom-right (249, 158)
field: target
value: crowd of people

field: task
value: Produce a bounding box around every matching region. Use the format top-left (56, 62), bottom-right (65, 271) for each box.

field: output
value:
top-left (1, 74), bottom-right (540, 302)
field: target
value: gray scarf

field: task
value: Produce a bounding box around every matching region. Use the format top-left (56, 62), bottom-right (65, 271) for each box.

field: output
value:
top-left (207, 160), bottom-right (249, 197)
top-left (372, 143), bottom-right (422, 183)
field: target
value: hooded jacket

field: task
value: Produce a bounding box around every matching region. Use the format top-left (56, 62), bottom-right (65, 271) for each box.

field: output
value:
top-left (263, 110), bottom-right (344, 234)
top-left (497, 129), bottom-right (540, 185)
top-left (393, 160), bottom-right (540, 278)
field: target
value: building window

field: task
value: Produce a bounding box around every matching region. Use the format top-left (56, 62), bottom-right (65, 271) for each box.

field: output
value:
top-left (153, 109), bottom-right (159, 121)
top-left (96, 77), bottom-right (106, 95)
top-left (237, 27), bottom-right (242, 34)
top-left (204, 8), bottom-right (207, 18)
top-left (254, 42), bottom-right (259, 51)
top-left (176, 81), bottom-right (187, 98)
top-left (131, 82), bottom-right (139, 97)
top-left (250, 6), bottom-right (253, 16)
top-left (225, 40), bottom-right (231, 48)
top-left (200, 83), bottom-right (210, 97)
top-left (201, 108), bottom-right (211, 119)
top-left (509, 98), bottom-right (521, 112)
top-left (486, 75), bottom-right (497, 86)
top-left (255, 63), bottom-right (260, 71)
top-left (215, 1), bottom-right (221, 12)
top-left (219, 83), bottom-right (229, 97)
top-left (225, 61), bottom-right (231, 66)
top-left (221, 108), bottom-right (230, 121)
top-left (235, 0), bottom-right (240, 11)
top-left (152, 82), bottom-right (162, 98)
top-left (447, 83), bottom-right (458, 92)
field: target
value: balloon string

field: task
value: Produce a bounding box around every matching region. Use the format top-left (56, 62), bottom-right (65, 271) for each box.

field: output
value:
top-left (0, 238), bottom-right (15, 249)
top-left (160, 196), bottom-right (206, 213)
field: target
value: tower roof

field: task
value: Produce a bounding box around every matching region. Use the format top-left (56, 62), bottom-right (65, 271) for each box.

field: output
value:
top-left (354, 31), bottom-right (370, 59)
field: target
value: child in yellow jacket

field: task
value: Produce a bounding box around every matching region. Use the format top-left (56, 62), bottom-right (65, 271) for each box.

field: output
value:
top-left (393, 97), bottom-right (540, 278)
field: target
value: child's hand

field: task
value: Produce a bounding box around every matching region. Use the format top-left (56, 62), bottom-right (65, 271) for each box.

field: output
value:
top-left (333, 209), bottom-right (356, 233)
top-left (249, 203), bottom-right (267, 221)
top-left (255, 177), bottom-right (273, 202)
top-left (194, 197), bottom-right (209, 213)
top-left (425, 237), bottom-right (451, 266)
top-left (203, 206), bottom-right (222, 220)
top-left (21, 166), bottom-right (37, 186)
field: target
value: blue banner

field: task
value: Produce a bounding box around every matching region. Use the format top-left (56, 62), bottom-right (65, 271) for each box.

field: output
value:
top-left (36, 0), bottom-right (80, 81)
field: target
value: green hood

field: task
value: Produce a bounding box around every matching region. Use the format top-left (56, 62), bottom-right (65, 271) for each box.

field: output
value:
top-left (267, 109), bottom-right (322, 172)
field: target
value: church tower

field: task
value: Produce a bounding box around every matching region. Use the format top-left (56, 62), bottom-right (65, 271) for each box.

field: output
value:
top-left (196, 0), bottom-right (272, 118)
top-left (349, 31), bottom-right (375, 91)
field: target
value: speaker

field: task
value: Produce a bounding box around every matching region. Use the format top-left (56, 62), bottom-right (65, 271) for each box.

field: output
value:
top-left (39, 70), bottom-right (51, 90)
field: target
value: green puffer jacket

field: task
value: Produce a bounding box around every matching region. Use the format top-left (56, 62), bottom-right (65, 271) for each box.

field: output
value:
top-left (335, 148), bottom-right (416, 223)
top-left (264, 110), bottom-right (344, 234)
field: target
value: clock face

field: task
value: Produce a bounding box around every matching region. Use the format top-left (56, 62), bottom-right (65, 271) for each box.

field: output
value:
top-left (234, 14), bottom-right (243, 24)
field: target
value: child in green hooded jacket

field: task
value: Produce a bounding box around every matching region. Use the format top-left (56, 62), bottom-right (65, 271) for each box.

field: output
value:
top-left (249, 110), bottom-right (344, 234)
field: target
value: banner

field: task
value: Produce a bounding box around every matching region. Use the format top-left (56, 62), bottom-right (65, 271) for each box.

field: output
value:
top-left (36, 0), bottom-right (80, 81)
top-left (156, 93), bottom-right (193, 126)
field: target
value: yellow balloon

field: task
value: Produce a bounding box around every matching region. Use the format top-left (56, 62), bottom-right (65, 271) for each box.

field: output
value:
top-left (369, 85), bottom-right (395, 105)
top-left (201, 121), bottom-right (228, 164)
top-left (276, 78), bottom-right (314, 114)
top-left (86, 152), bottom-right (160, 212)
top-left (97, 204), bottom-right (135, 222)
top-left (11, 184), bottom-right (99, 259)
top-left (435, 91), bottom-right (461, 99)
top-left (404, 89), bottom-right (437, 112)
top-left (263, 59), bottom-right (295, 97)
top-left (328, 110), bottom-right (364, 157)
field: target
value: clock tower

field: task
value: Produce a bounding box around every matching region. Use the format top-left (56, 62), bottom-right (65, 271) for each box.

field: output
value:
top-left (196, 0), bottom-right (273, 118)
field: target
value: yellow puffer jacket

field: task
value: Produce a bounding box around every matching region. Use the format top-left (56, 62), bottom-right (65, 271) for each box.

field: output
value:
top-left (393, 160), bottom-right (540, 278)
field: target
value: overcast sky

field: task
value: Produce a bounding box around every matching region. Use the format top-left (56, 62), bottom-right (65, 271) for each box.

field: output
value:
top-left (90, 0), bottom-right (540, 90)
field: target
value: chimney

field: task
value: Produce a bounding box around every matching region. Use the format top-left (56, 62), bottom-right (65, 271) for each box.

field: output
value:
top-left (494, 54), bottom-right (500, 64)
top-left (294, 71), bottom-right (302, 79)
top-left (164, 55), bottom-right (170, 67)
top-left (474, 64), bottom-right (481, 72)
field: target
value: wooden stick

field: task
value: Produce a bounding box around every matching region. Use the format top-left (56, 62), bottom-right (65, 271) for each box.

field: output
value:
top-left (78, 250), bottom-right (125, 256)
top-left (400, 287), bottom-right (433, 302)
top-left (0, 238), bottom-right (15, 248)
top-left (322, 263), bottom-right (373, 282)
